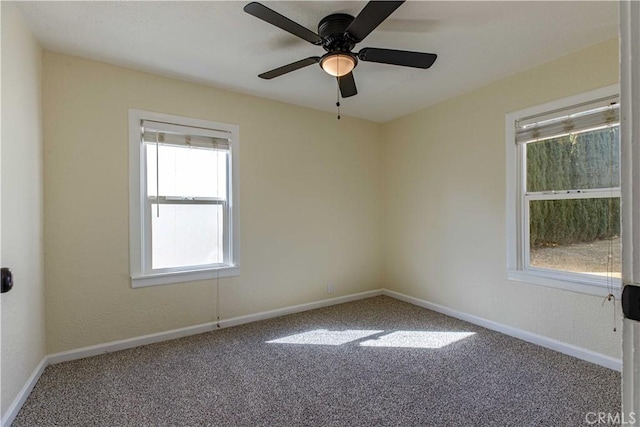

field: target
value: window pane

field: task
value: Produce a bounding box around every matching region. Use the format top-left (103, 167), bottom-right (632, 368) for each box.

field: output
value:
top-left (151, 204), bottom-right (223, 269)
top-left (529, 198), bottom-right (620, 277)
top-left (526, 127), bottom-right (619, 192)
top-left (147, 144), bottom-right (227, 198)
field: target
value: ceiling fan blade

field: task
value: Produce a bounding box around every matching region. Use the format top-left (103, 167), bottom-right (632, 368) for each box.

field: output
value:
top-left (338, 72), bottom-right (358, 98)
top-left (258, 57), bottom-right (321, 80)
top-left (358, 48), bottom-right (437, 69)
top-left (345, 1), bottom-right (404, 43)
top-left (244, 2), bottom-right (322, 45)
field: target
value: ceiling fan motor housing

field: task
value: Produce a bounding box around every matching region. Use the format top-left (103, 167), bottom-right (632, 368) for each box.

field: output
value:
top-left (318, 14), bottom-right (357, 52)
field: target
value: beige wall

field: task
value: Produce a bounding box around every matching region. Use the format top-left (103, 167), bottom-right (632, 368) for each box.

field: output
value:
top-left (41, 37), bottom-right (621, 359)
top-left (383, 39), bottom-right (621, 358)
top-left (42, 52), bottom-right (384, 353)
top-left (0, 2), bottom-right (46, 418)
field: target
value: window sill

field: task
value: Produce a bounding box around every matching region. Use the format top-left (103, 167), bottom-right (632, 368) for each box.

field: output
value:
top-left (132, 266), bottom-right (239, 288)
top-left (507, 269), bottom-right (621, 298)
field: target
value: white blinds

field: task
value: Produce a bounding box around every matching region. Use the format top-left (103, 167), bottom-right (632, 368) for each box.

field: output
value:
top-left (516, 95), bottom-right (619, 144)
top-left (142, 120), bottom-right (230, 150)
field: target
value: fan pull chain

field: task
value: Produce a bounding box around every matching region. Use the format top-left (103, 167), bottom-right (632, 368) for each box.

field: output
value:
top-left (336, 78), bottom-right (341, 120)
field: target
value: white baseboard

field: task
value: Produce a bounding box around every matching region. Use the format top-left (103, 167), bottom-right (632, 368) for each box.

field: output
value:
top-left (1, 357), bottom-right (47, 427)
top-left (383, 289), bottom-right (622, 371)
top-left (48, 289), bottom-right (384, 365)
top-left (47, 287), bottom-right (622, 372)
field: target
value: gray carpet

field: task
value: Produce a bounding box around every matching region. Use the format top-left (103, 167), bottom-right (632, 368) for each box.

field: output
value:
top-left (13, 296), bottom-right (620, 426)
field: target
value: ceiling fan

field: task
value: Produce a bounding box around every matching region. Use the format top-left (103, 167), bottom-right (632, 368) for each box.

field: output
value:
top-left (243, 1), bottom-right (437, 98)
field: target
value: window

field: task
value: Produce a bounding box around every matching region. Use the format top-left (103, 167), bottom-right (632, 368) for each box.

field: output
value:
top-left (506, 86), bottom-right (621, 296)
top-left (129, 110), bottom-right (239, 287)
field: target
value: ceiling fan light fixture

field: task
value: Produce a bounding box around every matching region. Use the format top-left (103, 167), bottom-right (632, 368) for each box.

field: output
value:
top-left (320, 53), bottom-right (356, 77)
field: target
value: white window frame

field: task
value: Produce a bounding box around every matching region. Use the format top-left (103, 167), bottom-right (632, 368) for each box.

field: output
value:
top-left (129, 109), bottom-right (240, 288)
top-left (506, 85), bottom-right (621, 297)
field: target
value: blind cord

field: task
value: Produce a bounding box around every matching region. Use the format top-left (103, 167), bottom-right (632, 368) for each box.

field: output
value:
top-left (605, 126), bottom-right (617, 332)
top-left (215, 148), bottom-right (221, 329)
top-left (156, 131), bottom-right (160, 218)
top-left (602, 293), bottom-right (617, 332)
top-left (216, 270), bottom-right (221, 329)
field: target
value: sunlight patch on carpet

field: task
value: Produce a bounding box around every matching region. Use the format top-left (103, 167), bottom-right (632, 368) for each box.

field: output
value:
top-left (360, 331), bottom-right (476, 349)
top-left (266, 329), bottom-right (475, 348)
top-left (266, 329), bottom-right (384, 346)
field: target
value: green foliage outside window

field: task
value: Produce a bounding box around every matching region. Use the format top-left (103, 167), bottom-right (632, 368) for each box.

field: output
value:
top-left (527, 128), bottom-right (620, 246)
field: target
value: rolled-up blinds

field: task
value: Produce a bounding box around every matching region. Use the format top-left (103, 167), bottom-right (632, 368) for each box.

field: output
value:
top-left (516, 95), bottom-right (619, 144)
top-left (142, 120), bottom-right (230, 150)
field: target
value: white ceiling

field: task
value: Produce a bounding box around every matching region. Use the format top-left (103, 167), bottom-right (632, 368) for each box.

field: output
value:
top-left (18, 1), bottom-right (618, 123)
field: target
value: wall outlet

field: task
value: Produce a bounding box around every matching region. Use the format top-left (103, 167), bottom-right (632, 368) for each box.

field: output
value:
top-left (327, 283), bottom-right (334, 294)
